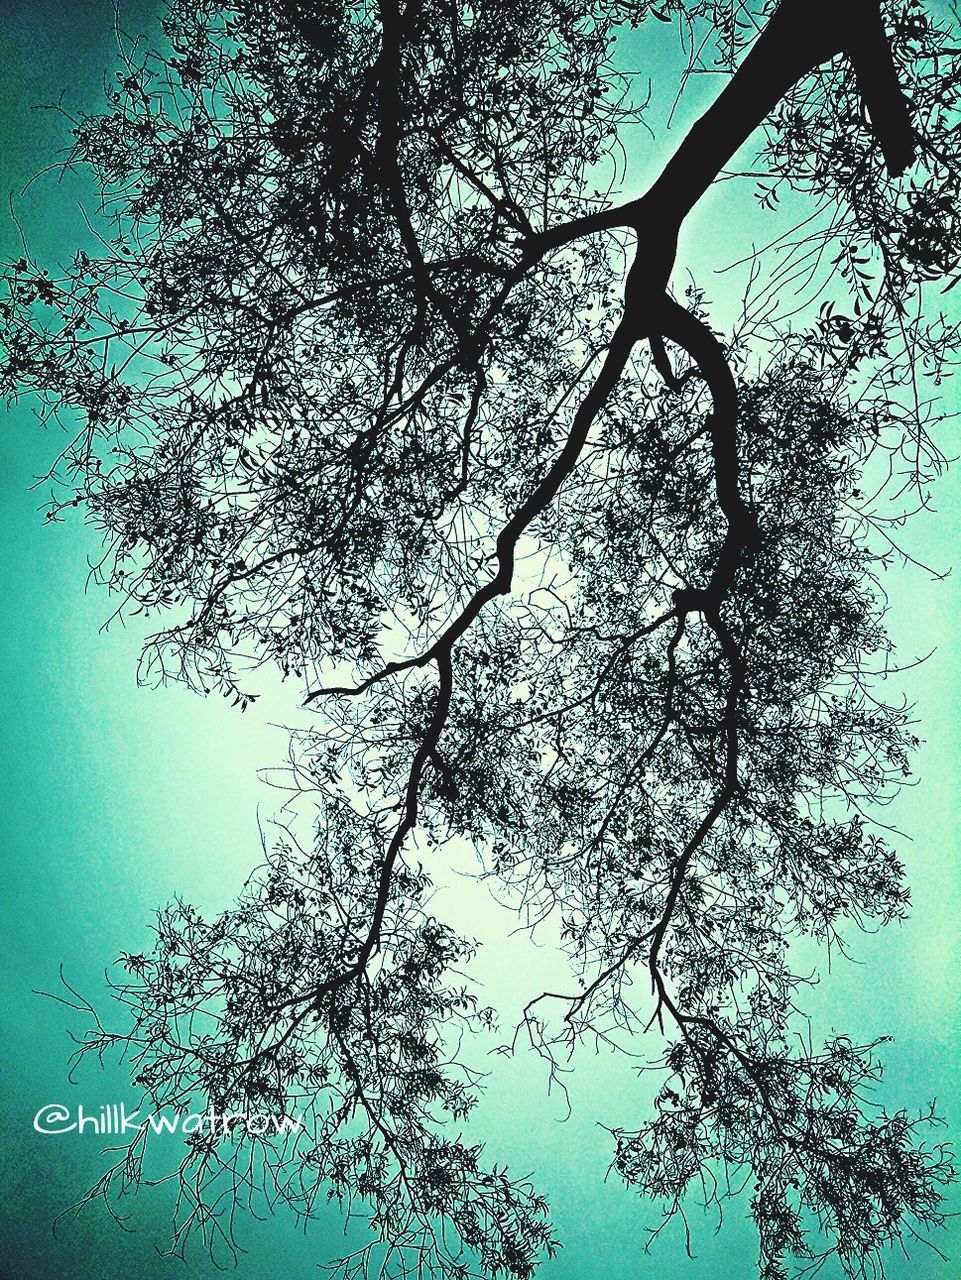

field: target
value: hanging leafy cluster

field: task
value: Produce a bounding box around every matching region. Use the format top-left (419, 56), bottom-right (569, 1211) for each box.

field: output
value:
top-left (4, 0), bottom-right (961, 1276)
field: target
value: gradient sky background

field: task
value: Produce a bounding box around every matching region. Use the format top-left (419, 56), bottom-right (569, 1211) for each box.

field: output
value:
top-left (1, 3), bottom-right (958, 1278)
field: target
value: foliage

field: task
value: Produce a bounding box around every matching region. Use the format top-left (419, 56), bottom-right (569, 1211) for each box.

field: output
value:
top-left (5, 0), bottom-right (961, 1276)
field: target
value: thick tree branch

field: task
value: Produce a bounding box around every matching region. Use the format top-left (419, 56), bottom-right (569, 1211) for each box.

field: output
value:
top-left (525, 0), bottom-right (915, 262)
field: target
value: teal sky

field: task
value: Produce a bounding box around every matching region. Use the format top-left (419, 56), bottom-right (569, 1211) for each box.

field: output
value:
top-left (1, 4), bottom-right (958, 1278)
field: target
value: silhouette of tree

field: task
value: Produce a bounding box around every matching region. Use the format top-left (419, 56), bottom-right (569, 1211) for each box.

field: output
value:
top-left (4, 0), bottom-right (961, 1276)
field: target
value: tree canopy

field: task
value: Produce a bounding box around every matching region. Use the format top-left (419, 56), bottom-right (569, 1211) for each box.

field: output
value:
top-left (3, 0), bottom-right (961, 1276)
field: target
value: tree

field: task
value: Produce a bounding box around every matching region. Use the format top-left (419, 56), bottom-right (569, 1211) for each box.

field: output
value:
top-left (3, 0), bottom-right (960, 1275)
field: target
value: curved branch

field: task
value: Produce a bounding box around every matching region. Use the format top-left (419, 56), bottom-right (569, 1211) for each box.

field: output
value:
top-left (525, 0), bottom-right (914, 263)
